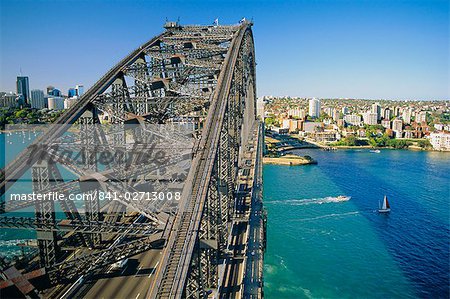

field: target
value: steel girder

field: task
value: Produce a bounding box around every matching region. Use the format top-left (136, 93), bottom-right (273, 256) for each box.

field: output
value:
top-left (0, 22), bottom-right (256, 296)
top-left (0, 216), bottom-right (160, 236)
top-left (184, 25), bottom-right (257, 299)
top-left (150, 22), bottom-right (256, 299)
top-left (32, 161), bottom-right (58, 271)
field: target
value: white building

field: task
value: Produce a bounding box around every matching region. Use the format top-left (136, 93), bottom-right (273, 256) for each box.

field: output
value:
top-left (288, 108), bottom-right (306, 119)
top-left (47, 97), bottom-right (65, 110)
top-left (392, 118), bottom-right (403, 135)
top-left (381, 119), bottom-right (391, 129)
top-left (64, 97), bottom-right (78, 109)
top-left (343, 114), bottom-right (362, 126)
top-left (429, 132), bottom-right (450, 151)
top-left (415, 111), bottom-right (427, 123)
top-left (363, 112), bottom-right (378, 125)
top-left (402, 108), bottom-right (412, 124)
top-left (303, 122), bottom-right (323, 133)
top-left (0, 92), bottom-right (19, 107)
top-left (30, 89), bottom-right (46, 109)
top-left (371, 102), bottom-right (381, 120)
top-left (383, 108), bottom-right (391, 120)
top-left (308, 98), bottom-right (320, 118)
top-left (434, 124), bottom-right (444, 131)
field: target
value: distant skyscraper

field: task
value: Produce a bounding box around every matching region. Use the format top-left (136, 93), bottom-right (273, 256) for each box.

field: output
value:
top-left (308, 98), bottom-right (320, 118)
top-left (50, 88), bottom-right (61, 97)
top-left (47, 86), bottom-right (55, 95)
top-left (75, 85), bottom-right (84, 97)
top-left (30, 89), bottom-right (46, 109)
top-left (68, 88), bottom-right (77, 98)
top-left (16, 76), bottom-right (30, 104)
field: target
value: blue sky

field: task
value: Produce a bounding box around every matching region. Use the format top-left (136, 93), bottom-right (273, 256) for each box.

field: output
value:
top-left (0, 0), bottom-right (448, 99)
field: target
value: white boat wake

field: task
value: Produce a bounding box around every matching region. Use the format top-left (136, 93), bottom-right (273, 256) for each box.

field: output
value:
top-left (289, 211), bottom-right (360, 222)
top-left (268, 196), bottom-right (351, 206)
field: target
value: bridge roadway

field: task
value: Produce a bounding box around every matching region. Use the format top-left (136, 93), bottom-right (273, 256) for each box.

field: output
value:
top-left (219, 122), bottom-right (264, 298)
top-left (78, 249), bottom-right (161, 299)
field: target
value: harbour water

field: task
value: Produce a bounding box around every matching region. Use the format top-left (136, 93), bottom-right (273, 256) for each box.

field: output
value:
top-left (263, 148), bottom-right (449, 298)
top-left (1, 133), bottom-right (449, 298)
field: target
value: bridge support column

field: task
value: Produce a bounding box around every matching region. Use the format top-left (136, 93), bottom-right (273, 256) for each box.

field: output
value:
top-left (218, 110), bottom-right (232, 249)
top-left (79, 107), bottom-right (102, 247)
top-left (185, 242), bottom-right (204, 299)
top-left (134, 56), bottom-right (151, 115)
top-left (32, 160), bottom-right (59, 276)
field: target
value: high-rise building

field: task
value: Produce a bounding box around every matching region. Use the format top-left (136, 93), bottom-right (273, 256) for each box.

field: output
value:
top-left (47, 97), bottom-right (64, 110)
top-left (75, 85), bottom-right (84, 97)
top-left (429, 132), bottom-right (450, 151)
top-left (363, 112), bottom-right (378, 125)
top-left (68, 88), bottom-right (77, 98)
top-left (402, 108), bottom-right (412, 124)
top-left (64, 97), bottom-right (77, 109)
top-left (308, 98), bottom-right (320, 118)
top-left (392, 118), bottom-right (403, 132)
top-left (50, 88), bottom-right (61, 97)
top-left (47, 86), bottom-right (55, 95)
top-left (30, 89), bottom-right (46, 109)
top-left (288, 108), bottom-right (306, 119)
top-left (0, 92), bottom-right (20, 108)
top-left (383, 108), bottom-right (391, 120)
top-left (371, 102), bottom-right (381, 120)
top-left (416, 111), bottom-right (427, 123)
top-left (16, 76), bottom-right (30, 104)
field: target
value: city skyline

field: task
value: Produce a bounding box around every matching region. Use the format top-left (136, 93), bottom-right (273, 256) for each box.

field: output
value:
top-left (0, 0), bottom-right (448, 100)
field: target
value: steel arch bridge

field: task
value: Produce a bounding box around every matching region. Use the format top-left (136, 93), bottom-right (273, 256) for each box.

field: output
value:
top-left (0, 20), bottom-right (264, 299)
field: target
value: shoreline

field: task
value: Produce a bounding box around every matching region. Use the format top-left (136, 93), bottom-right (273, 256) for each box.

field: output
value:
top-left (327, 145), bottom-right (444, 152)
top-left (263, 154), bottom-right (317, 166)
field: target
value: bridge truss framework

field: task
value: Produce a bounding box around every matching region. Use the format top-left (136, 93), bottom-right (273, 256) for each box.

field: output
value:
top-left (0, 20), bottom-right (264, 299)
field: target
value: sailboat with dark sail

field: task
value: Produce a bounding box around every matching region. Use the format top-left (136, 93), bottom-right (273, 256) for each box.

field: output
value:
top-left (378, 195), bottom-right (391, 213)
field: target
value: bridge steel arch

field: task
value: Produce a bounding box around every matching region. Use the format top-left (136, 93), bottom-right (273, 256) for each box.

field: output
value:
top-left (0, 21), bottom-right (260, 299)
top-left (149, 23), bottom-right (258, 298)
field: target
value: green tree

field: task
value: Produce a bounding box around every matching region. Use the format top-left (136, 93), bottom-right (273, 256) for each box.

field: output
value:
top-left (15, 109), bottom-right (28, 119)
top-left (417, 139), bottom-right (432, 148)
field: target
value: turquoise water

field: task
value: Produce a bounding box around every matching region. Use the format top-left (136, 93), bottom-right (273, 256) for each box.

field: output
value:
top-left (263, 149), bottom-right (450, 298)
